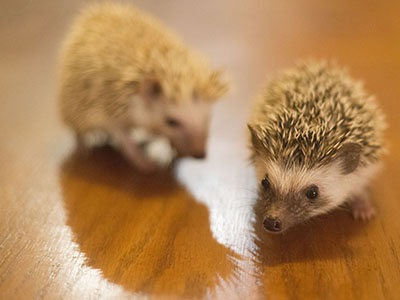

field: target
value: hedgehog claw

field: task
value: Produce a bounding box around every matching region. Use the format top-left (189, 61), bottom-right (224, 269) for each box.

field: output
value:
top-left (351, 197), bottom-right (376, 221)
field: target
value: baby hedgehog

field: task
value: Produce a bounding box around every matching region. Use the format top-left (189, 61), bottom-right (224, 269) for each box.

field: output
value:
top-left (59, 3), bottom-right (229, 172)
top-left (248, 61), bottom-right (386, 233)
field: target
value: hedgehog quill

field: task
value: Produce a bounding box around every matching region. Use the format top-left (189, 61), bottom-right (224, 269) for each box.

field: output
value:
top-left (59, 3), bottom-right (229, 172)
top-left (249, 61), bottom-right (386, 233)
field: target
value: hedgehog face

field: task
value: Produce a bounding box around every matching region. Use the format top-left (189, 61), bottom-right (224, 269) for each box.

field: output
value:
top-left (160, 98), bottom-right (211, 158)
top-left (254, 153), bottom-right (372, 233)
top-left (249, 125), bottom-right (364, 233)
top-left (139, 79), bottom-right (212, 158)
top-left (255, 161), bottom-right (335, 233)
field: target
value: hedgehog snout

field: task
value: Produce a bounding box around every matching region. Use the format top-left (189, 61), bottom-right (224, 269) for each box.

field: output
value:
top-left (192, 151), bottom-right (206, 159)
top-left (263, 216), bottom-right (283, 233)
top-left (188, 130), bottom-right (208, 159)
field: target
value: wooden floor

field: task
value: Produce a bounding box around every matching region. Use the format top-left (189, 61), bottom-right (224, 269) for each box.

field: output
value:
top-left (1, 0), bottom-right (400, 299)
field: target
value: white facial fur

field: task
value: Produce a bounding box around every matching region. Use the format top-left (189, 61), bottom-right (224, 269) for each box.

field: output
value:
top-left (255, 156), bottom-right (381, 219)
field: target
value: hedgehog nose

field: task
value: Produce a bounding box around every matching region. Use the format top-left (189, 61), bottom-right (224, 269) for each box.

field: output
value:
top-left (192, 151), bottom-right (206, 159)
top-left (263, 217), bottom-right (282, 232)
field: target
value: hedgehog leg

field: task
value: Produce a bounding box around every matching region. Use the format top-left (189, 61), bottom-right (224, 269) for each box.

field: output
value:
top-left (75, 132), bottom-right (91, 156)
top-left (75, 130), bottom-right (110, 155)
top-left (350, 192), bottom-right (376, 221)
top-left (111, 129), bottom-right (158, 173)
top-left (83, 129), bottom-right (110, 148)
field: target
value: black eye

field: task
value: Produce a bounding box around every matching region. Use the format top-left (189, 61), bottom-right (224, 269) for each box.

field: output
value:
top-left (166, 117), bottom-right (180, 127)
top-left (305, 185), bottom-right (319, 199)
top-left (261, 176), bottom-right (270, 190)
top-left (151, 81), bottom-right (162, 96)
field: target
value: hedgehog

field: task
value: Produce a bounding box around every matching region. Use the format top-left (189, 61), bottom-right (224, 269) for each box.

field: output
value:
top-left (248, 60), bottom-right (386, 233)
top-left (58, 2), bottom-right (229, 172)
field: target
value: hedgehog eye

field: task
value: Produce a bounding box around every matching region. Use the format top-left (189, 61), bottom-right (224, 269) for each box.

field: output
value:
top-left (166, 117), bottom-right (181, 127)
top-left (192, 91), bottom-right (199, 102)
top-left (151, 81), bottom-right (162, 96)
top-left (305, 185), bottom-right (319, 200)
top-left (261, 176), bottom-right (270, 190)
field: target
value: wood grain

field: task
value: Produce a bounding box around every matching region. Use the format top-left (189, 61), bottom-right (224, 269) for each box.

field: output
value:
top-left (1, 0), bottom-right (400, 299)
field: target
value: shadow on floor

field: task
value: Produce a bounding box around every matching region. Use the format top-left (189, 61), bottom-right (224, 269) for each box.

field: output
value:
top-left (250, 195), bottom-right (376, 298)
top-left (59, 146), bottom-right (239, 299)
top-left (252, 195), bottom-right (370, 267)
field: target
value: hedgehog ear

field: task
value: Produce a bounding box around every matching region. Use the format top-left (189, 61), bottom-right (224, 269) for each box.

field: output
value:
top-left (335, 142), bottom-right (362, 174)
top-left (140, 78), bottom-right (163, 102)
top-left (202, 69), bottom-right (230, 101)
top-left (248, 124), bottom-right (266, 154)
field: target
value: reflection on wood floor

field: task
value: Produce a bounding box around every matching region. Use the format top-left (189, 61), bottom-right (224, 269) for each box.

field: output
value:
top-left (60, 147), bottom-right (240, 298)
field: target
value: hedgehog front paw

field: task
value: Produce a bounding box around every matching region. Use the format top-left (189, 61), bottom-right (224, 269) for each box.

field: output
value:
top-left (134, 158), bottom-right (160, 174)
top-left (83, 129), bottom-right (110, 148)
top-left (351, 196), bottom-right (376, 221)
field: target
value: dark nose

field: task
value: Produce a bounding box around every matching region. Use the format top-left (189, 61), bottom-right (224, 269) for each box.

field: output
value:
top-left (263, 217), bottom-right (282, 232)
top-left (192, 152), bottom-right (206, 159)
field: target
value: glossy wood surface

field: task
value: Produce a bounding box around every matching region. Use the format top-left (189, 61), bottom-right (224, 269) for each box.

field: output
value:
top-left (1, 1), bottom-right (400, 299)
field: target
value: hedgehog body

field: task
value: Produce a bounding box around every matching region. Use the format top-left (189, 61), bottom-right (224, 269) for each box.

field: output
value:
top-left (249, 61), bottom-right (386, 233)
top-left (59, 3), bottom-right (228, 171)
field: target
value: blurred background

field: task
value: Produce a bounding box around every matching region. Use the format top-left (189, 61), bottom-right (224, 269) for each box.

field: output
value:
top-left (1, 0), bottom-right (400, 299)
